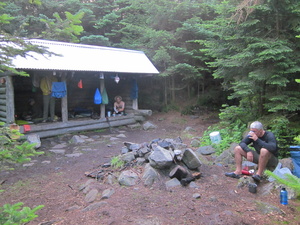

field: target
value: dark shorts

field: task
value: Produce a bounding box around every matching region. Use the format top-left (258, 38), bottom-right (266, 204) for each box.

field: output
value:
top-left (251, 150), bottom-right (278, 170)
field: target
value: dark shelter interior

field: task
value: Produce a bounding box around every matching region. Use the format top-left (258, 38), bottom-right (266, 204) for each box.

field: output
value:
top-left (13, 70), bottom-right (138, 124)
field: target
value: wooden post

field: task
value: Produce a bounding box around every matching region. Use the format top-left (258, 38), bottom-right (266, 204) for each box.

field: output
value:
top-left (132, 98), bottom-right (138, 110)
top-left (6, 75), bottom-right (15, 124)
top-left (61, 72), bottom-right (68, 122)
top-left (100, 77), bottom-right (105, 118)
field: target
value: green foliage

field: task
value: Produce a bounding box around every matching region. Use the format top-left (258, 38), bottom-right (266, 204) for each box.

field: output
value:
top-left (219, 105), bottom-right (254, 127)
top-left (0, 2), bottom-right (14, 24)
top-left (80, 35), bottom-right (111, 46)
top-left (294, 135), bottom-right (300, 145)
top-left (264, 116), bottom-right (299, 158)
top-left (161, 103), bottom-right (180, 113)
top-left (40, 11), bottom-right (84, 42)
top-left (0, 2), bottom-right (56, 76)
top-left (196, 88), bottom-right (228, 109)
top-left (0, 202), bottom-right (44, 225)
top-left (200, 0), bottom-right (300, 117)
top-left (110, 156), bottom-right (125, 169)
top-left (200, 122), bottom-right (246, 155)
top-left (29, 0), bottom-right (42, 6)
top-left (0, 122), bottom-right (44, 171)
top-left (265, 170), bottom-right (300, 197)
top-left (181, 105), bottom-right (195, 115)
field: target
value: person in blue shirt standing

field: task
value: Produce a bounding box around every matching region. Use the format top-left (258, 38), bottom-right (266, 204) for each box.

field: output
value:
top-left (225, 121), bottom-right (279, 182)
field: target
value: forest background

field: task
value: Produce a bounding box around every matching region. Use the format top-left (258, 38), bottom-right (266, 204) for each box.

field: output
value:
top-left (1, 0), bottom-right (300, 157)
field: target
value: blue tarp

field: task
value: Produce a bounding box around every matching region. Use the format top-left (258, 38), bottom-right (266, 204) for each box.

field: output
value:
top-left (290, 146), bottom-right (300, 178)
top-left (130, 79), bottom-right (138, 100)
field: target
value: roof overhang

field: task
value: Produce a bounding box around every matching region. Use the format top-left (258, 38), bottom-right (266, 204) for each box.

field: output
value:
top-left (10, 39), bottom-right (159, 75)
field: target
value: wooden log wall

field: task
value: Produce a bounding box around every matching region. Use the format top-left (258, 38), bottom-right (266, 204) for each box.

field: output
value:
top-left (0, 76), bottom-right (15, 124)
top-left (0, 83), bottom-right (6, 122)
top-left (0, 77), bottom-right (6, 123)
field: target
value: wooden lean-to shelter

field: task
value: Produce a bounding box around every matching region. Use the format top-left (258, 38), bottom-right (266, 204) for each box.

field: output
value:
top-left (0, 39), bottom-right (159, 138)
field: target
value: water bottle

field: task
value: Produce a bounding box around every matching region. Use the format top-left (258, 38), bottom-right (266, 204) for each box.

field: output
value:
top-left (280, 188), bottom-right (288, 205)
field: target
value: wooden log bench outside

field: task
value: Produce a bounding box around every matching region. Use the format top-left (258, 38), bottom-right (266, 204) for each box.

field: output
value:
top-left (19, 111), bottom-right (148, 138)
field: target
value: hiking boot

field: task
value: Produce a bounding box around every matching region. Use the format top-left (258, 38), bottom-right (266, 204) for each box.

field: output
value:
top-left (252, 174), bottom-right (262, 182)
top-left (225, 172), bottom-right (241, 179)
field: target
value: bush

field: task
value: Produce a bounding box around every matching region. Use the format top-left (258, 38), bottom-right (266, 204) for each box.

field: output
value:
top-left (265, 170), bottom-right (300, 198)
top-left (111, 156), bottom-right (125, 169)
top-left (263, 115), bottom-right (299, 159)
top-left (0, 123), bottom-right (44, 224)
top-left (0, 202), bottom-right (44, 225)
top-left (0, 122), bottom-right (44, 171)
top-left (219, 104), bottom-right (255, 126)
top-left (161, 103), bottom-right (180, 113)
top-left (200, 122), bottom-right (246, 155)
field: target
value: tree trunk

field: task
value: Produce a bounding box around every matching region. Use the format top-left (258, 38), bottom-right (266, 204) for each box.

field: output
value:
top-left (171, 75), bottom-right (175, 102)
top-left (164, 77), bottom-right (168, 106)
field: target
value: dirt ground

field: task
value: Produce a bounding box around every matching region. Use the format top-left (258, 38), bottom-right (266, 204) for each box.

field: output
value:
top-left (0, 111), bottom-right (299, 225)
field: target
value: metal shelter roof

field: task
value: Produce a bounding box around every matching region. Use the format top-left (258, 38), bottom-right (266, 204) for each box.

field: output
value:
top-left (11, 39), bottom-right (159, 74)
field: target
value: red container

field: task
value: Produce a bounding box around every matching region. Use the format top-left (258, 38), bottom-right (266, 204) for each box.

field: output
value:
top-left (242, 170), bottom-right (254, 175)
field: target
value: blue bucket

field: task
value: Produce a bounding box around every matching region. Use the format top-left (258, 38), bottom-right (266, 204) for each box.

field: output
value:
top-left (290, 146), bottom-right (300, 178)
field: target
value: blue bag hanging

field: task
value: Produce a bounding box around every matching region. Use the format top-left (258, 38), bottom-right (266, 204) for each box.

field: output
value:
top-left (130, 79), bottom-right (138, 100)
top-left (94, 88), bottom-right (102, 104)
top-left (51, 82), bottom-right (67, 98)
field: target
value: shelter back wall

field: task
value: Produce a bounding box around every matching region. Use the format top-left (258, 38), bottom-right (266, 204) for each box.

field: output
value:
top-left (13, 71), bottom-right (136, 119)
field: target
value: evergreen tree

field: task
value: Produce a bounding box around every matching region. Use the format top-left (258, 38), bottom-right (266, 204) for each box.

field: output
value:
top-left (200, 0), bottom-right (300, 120)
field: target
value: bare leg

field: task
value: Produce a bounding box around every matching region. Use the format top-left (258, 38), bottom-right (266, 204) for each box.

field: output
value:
top-left (233, 145), bottom-right (247, 174)
top-left (256, 148), bottom-right (272, 176)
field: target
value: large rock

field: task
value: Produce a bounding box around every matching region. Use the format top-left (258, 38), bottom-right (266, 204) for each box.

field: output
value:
top-left (196, 146), bottom-right (215, 155)
top-left (165, 178), bottom-right (181, 190)
top-left (279, 158), bottom-right (294, 171)
top-left (182, 148), bottom-right (202, 170)
top-left (118, 170), bottom-right (139, 186)
top-left (143, 121), bottom-right (157, 130)
top-left (27, 134), bottom-right (41, 149)
top-left (84, 189), bottom-right (98, 203)
top-left (214, 143), bottom-right (238, 165)
top-left (70, 135), bottom-right (86, 144)
top-left (190, 138), bottom-right (201, 148)
top-left (148, 144), bottom-right (174, 169)
top-left (171, 142), bottom-right (188, 150)
top-left (120, 152), bottom-right (135, 163)
top-left (101, 188), bottom-right (115, 199)
top-left (142, 163), bottom-right (160, 186)
top-left (124, 142), bottom-right (142, 151)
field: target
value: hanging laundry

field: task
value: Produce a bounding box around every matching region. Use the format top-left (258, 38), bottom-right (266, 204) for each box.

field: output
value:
top-left (101, 87), bottom-right (109, 105)
top-left (32, 73), bottom-right (40, 88)
top-left (131, 79), bottom-right (138, 100)
top-left (94, 88), bottom-right (102, 104)
top-left (78, 79), bottom-right (83, 89)
top-left (51, 82), bottom-right (67, 98)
